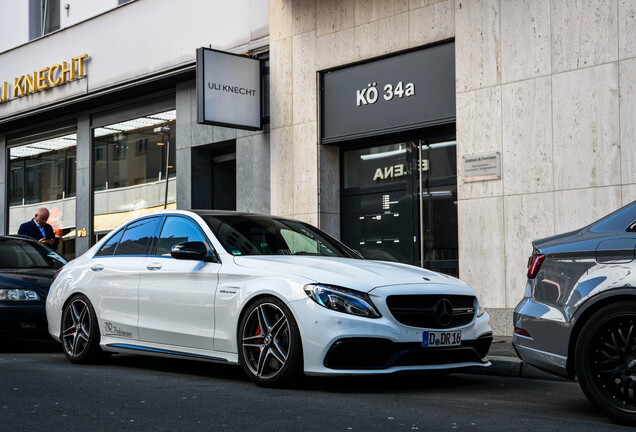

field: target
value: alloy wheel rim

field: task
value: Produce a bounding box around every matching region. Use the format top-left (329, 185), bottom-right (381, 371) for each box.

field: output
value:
top-left (590, 316), bottom-right (636, 412)
top-left (241, 303), bottom-right (290, 379)
top-left (62, 298), bottom-right (91, 358)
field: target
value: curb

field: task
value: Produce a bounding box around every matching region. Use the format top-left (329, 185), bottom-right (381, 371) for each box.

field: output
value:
top-left (466, 356), bottom-right (569, 382)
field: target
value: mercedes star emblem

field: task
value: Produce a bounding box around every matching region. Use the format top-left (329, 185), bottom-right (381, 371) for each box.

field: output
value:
top-left (434, 299), bottom-right (454, 326)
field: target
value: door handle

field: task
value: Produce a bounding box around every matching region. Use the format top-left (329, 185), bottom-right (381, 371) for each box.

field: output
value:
top-left (146, 263), bottom-right (162, 270)
top-left (91, 264), bottom-right (104, 272)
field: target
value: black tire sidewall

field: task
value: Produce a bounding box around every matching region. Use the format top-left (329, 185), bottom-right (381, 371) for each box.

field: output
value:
top-left (61, 294), bottom-right (103, 364)
top-left (575, 301), bottom-right (636, 425)
top-left (238, 296), bottom-right (303, 387)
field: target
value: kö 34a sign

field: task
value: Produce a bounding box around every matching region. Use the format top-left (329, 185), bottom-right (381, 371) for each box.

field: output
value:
top-left (0, 54), bottom-right (88, 104)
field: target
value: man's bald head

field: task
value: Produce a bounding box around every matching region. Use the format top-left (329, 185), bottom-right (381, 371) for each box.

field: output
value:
top-left (34, 208), bottom-right (50, 227)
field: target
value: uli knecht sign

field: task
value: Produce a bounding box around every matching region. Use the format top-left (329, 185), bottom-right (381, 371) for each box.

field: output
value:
top-left (196, 48), bottom-right (262, 130)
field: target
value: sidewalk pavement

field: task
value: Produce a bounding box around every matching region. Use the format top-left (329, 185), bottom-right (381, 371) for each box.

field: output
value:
top-left (468, 336), bottom-right (569, 382)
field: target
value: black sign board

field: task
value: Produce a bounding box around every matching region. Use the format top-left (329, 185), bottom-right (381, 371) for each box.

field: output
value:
top-left (320, 42), bottom-right (455, 144)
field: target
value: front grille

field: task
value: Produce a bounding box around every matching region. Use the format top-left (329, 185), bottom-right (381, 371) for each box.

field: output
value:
top-left (386, 295), bottom-right (476, 329)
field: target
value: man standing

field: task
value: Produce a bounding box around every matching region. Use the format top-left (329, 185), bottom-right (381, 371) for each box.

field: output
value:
top-left (18, 207), bottom-right (58, 250)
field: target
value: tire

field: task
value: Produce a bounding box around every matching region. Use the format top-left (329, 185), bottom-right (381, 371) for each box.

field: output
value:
top-left (238, 296), bottom-right (303, 387)
top-left (60, 295), bottom-right (106, 364)
top-left (575, 301), bottom-right (636, 425)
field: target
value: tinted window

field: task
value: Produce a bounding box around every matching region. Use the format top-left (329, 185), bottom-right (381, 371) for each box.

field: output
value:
top-left (156, 217), bottom-right (208, 256)
top-left (114, 217), bottom-right (160, 256)
top-left (0, 239), bottom-right (67, 269)
top-left (95, 229), bottom-right (125, 257)
top-left (201, 214), bottom-right (356, 258)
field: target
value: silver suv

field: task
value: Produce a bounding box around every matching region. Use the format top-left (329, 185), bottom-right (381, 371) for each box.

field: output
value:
top-left (513, 201), bottom-right (636, 425)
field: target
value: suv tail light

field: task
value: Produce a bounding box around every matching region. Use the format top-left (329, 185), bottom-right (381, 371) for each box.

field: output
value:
top-left (527, 254), bottom-right (545, 279)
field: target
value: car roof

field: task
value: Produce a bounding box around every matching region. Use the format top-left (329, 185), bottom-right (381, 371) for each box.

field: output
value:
top-left (0, 234), bottom-right (39, 243)
top-left (191, 209), bottom-right (272, 217)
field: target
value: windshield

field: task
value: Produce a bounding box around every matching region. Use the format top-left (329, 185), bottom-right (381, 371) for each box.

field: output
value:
top-left (201, 214), bottom-right (359, 258)
top-left (0, 239), bottom-right (67, 269)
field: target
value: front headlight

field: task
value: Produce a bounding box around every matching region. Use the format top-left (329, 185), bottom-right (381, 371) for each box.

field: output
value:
top-left (477, 304), bottom-right (485, 317)
top-left (0, 289), bottom-right (40, 301)
top-left (304, 284), bottom-right (381, 318)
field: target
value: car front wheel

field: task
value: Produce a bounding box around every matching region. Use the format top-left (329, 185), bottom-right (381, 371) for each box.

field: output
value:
top-left (575, 301), bottom-right (636, 425)
top-left (238, 296), bottom-right (303, 387)
top-left (61, 295), bottom-right (105, 364)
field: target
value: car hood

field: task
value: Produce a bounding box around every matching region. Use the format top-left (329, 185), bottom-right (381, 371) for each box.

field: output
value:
top-left (0, 268), bottom-right (57, 296)
top-left (232, 256), bottom-right (468, 293)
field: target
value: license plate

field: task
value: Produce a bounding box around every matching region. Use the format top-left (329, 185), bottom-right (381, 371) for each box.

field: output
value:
top-left (423, 330), bottom-right (462, 347)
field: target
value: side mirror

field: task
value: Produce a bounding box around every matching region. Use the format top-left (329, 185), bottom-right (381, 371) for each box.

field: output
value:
top-left (170, 241), bottom-right (219, 263)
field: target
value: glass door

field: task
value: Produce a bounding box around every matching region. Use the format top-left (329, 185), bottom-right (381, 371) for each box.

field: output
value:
top-left (416, 139), bottom-right (458, 276)
top-left (341, 143), bottom-right (415, 263)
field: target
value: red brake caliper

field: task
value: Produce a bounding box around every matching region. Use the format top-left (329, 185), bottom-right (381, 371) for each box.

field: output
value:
top-left (254, 324), bottom-right (262, 355)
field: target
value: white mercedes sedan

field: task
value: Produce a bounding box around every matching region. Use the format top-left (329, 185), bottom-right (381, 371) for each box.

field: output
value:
top-left (46, 210), bottom-right (492, 387)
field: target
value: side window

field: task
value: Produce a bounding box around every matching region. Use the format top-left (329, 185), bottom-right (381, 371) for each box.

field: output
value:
top-left (113, 217), bottom-right (160, 256)
top-left (95, 229), bottom-right (124, 256)
top-left (156, 217), bottom-right (208, 256)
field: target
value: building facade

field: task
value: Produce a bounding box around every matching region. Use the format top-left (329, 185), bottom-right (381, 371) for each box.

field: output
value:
top-left (267, 0), bottom-right (636, 334)
top-left (0, 0), bottom-right (270, 259)
top-left (1, 0), bottom-right (635, 335)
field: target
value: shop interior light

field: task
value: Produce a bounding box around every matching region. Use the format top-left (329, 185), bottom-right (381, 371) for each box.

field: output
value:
top-left (10, 110), bottom-right (176, 161)
top-left (420, 140), bottom-right (457, 150)
top-left (93, 110), bottom-right (177, 139)
top-left (9, 134), bottom-right (77, 159)
top-left (360, 148), bottom-right (406, 161)
top-left (148, 111), bottom-right (177, 122)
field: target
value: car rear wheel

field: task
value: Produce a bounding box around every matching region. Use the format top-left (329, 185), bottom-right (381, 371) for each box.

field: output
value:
top-left (61, 295), bottom-right (105, 364)
top-left (238, 296), bottom-right (303, 387)
top-left (575, 302), bottom-right (636, 425)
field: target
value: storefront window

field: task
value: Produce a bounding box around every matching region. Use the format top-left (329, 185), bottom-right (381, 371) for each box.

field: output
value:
top-left (8, 133), bottom-right (77, 260)
top-left (92, 109), bottom-right (176, 242)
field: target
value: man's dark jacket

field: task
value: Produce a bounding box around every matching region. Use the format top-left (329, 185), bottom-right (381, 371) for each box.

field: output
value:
top-left (18, 220), bottom-right (58, 250)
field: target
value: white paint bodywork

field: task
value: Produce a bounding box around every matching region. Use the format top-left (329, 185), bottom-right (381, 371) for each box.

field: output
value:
top-left (46, 210), bottom-right (492, 375)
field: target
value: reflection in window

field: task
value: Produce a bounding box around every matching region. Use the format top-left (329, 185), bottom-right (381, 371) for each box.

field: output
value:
top-left (343, 143), bottom-right (408, 189)
top-left (113, 217), bottom-right (160, 256)
top-left (8, 133), bottom-right (77, 260)
top-left (95, 229), bottom-right (124, 257)
top-left (156, 217), bottom-right (207, 256)
top-left (92, 110), bottom-right (176, 243)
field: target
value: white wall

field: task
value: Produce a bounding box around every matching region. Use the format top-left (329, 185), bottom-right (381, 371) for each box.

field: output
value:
top-left (0, 0), bottom-right (29, 53)
top-left (0, 0), bottom-right (120, 54)
top-left (60, 0), bottom-right (120, 29)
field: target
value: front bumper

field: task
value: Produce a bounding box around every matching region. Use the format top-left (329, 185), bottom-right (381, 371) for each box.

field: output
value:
top-left (324, 336), bottom-right (492, 370)
top-left (0, 302), bottom-right (48, 335)
top-left (290, 297), bottom-right (493, 375)
top-left (512, 296), bottom-right (572, 379)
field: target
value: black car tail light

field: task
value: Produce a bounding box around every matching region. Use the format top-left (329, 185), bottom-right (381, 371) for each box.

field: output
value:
top-left (53, 267), bottom-right (63, 281)
top-left (527, 254), bottom-right (545, 279)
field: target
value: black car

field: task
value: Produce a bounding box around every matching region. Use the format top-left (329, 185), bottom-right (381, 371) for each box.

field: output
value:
top-left (0, 235), bottom-right (67, 338)
top-left (513, 201), bottom-right (636, 424)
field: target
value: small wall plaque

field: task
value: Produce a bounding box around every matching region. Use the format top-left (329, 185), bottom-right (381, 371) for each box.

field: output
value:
top-left (462, 151), bottom-right (501, 182)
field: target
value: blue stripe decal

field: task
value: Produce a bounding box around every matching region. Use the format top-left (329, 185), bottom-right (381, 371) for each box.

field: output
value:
top-left (107, 343), bottom-right (227, 362)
